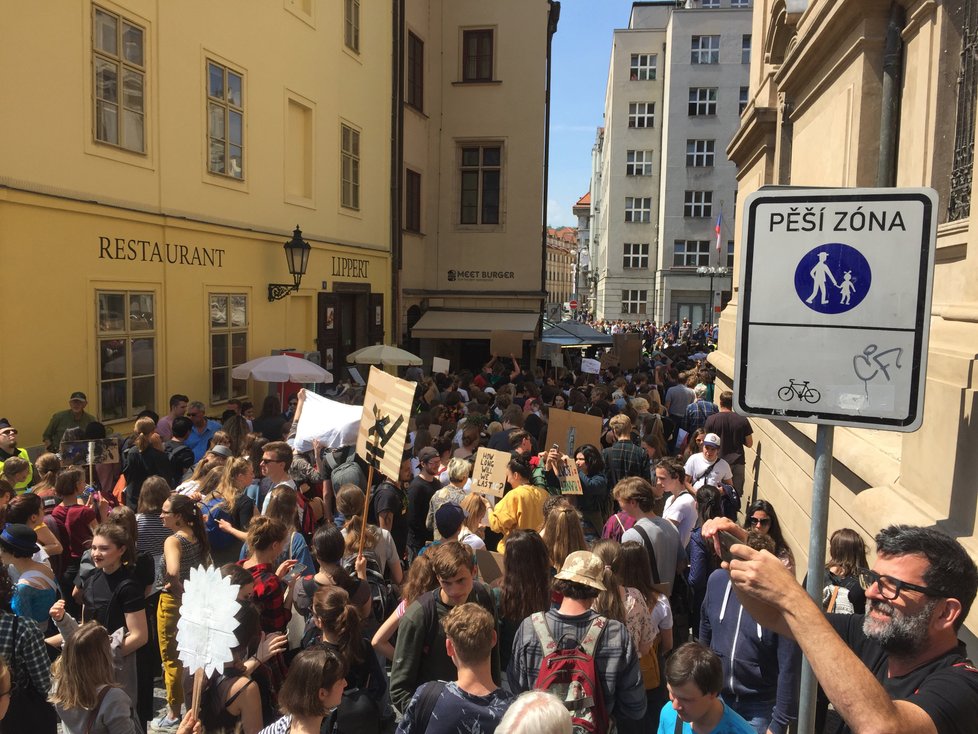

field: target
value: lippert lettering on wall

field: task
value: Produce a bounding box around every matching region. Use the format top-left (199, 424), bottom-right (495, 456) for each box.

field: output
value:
top-left (98, 236), bottom-right (225, 267)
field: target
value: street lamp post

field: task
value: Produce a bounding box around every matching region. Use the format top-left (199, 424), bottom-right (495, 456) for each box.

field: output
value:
top-left (696, 265), bottom-right (730, 322)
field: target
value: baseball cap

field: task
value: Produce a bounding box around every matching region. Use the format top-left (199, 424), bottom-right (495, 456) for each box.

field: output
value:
top-left (434, 502), bottom-right (466, 538)
top-left (69, 392), bottom-right (88, 402)
top-left (703, 433), bottom-right (721, 447)
top-left (0, 419), bottom-right (12, 431)
top-left (417, 446), bottom-right (439, 464)
top-left (554, 550), bottom-right (607, 591)
top-left (483, 387), bottom-right (496, 395)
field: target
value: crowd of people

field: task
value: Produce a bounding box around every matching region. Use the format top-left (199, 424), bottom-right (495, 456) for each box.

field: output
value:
top-left (0, 345), bottom-right (974, 734)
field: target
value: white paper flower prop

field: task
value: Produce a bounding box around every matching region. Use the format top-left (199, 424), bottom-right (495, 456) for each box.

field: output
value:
top-left (176, 565), bottom-right (241, 677)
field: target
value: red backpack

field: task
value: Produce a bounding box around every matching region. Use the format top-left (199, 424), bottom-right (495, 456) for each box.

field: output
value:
top-left (531, 612), bottom-right (610, 734)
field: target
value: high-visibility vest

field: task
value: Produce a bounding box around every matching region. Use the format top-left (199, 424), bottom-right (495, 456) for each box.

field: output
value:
top-left (0, 447), bottom-right (33, 492)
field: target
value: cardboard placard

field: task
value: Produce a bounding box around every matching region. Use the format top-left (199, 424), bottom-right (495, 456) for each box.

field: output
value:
top-left (545, 408), bottom-right (604, 457)
top-left (432, 357), bottom-right (450, 374)
top-left (476, 549), bottom-right (506, 585)
top-left (356, 366), bottom-right (415, 480)
top-left (471, 447), bottom-right (510, 498)
top-left (556, 456), bottom-right (583, 496)
top-left (489, 330), bottom-right (524, 357)
top-left (580, 357), bottom-right (601, 375)
top-left (614, 333), bottom-right (644, 370)
top-left (59, 438), bottom-right (121, 467)
top-left (600, 350), bottom-right (620, 369)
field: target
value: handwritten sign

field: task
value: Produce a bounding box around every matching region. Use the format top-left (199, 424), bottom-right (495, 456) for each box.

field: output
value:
top-left (356, 366), bottom-right (414, 480)
top-left (476, 549), bottom-right (506, 585)
top-left (556, 456), bottom-right (583, 495)
top-left (599, 350), bottom-right (620, 369)
top-left (614, 333), bottom-right (644, 370)
top-left (546, 408), bottom-right (603, 457)
top-left (471, 447), bottom-right (510, 498)
top-left (580, 358), bottom-right (601, 375)
top-left (432, 357), bottom-right (450, 374)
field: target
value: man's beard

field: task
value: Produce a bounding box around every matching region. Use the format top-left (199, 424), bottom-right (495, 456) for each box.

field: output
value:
top-left (863, 597), bottom-right (939, 656)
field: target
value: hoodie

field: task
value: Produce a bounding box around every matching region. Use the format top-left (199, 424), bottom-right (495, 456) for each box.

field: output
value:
top-left (699, 569), bottom-right (801, 734)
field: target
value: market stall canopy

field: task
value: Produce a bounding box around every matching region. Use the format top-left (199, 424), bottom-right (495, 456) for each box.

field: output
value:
top-left (540, 320), bottom-right (614, 347)
top-left (231, 354), bottom-right (332, 383)
top-left (411, 310), bottom-right (539, 340)
top-left (346, 344), bottom-right (423, 367)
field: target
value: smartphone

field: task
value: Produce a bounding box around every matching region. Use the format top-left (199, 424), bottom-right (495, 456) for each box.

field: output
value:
top-left (717, 531), bottom-right (740, 564)
top-left (551, 443), bottom-right (560, 452)
top-left (282, 563), bottom-right (306, 584)
top-left (83, 485), bottom-right (98, 498)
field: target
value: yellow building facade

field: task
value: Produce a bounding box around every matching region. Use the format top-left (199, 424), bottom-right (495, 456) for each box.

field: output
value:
top-left (399, 0), bottom-right (557, 370)
top-left (723, 0), bottom-right (978, 629)
top-left (0, 1), bottom-right (393, 442)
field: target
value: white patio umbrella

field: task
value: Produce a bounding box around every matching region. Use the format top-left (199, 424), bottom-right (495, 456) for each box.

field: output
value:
top-left (346, 344), bottom-right (422, 367)
top-left (231, 355), bottom-right (332, 383)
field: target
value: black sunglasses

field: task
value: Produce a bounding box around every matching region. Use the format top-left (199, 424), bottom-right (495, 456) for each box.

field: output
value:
top-left (858, 567), bottom-right (953, 601)
top-left (748, 516), bottom-right (771, 526)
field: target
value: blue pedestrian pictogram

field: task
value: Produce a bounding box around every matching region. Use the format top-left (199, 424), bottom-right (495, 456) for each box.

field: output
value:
top-left (793, 243), bottom-right (871, 314)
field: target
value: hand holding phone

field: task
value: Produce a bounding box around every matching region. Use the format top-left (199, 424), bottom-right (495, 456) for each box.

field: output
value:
top-left (282, 563), bottom-right (306, 585)
top-left (717, 531), bottom-right (740, 564)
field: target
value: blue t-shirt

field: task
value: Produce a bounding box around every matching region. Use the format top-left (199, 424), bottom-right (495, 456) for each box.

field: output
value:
top-left (396, 681), bottom-right (512, 734)
top-left (658, 701), bottom-right (755, 734)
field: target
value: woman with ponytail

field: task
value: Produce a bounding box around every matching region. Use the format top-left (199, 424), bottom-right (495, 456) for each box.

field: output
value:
top-left (336, 485), bottom-right (402, 584)
top-left (154, 493), bottom-right (211, 729)
top-left (292, 524), bottom-right (370, 624)
top-left (121, 416), bottom-right (171, 512)
top-left (310, 586), bottom-right (387, 734)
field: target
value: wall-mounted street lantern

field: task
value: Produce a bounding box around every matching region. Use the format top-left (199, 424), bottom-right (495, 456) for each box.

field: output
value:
top-left (268, 226), bottom-right (311, 302)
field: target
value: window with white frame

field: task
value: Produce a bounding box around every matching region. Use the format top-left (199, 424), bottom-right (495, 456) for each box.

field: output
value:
top-left (624, 197), bottom-right (652, 223)
top-left (209, 294), bottom-right (248, 403)
top-left (621, 290), bottom-right (648, 314)
top-left (731, 0), bottom-right (750, 8)
top-left (93, 6), bottom-right (145, 153)
top-left (739, 86), bottom-right (749, 114)
top-left (673, 240), bottom-right (711, 268)
top-left (742, 34), bottom-right (752, 64)
top-left (207, 60), bottom-right (244, 179)
top-left (97, 290), bottom-right (156, 421)
top-left (341, 124), bottom-right (360, 210)
top-left (686, 139), bottom-right (715, 167)
top-left (344, 0), bottom-right (360, 53)
top-left (628, 102), bottom-right (655, 128)
top-left (702, 0), bottom-right (721, 7)
top-left (460, 144), bottom-right (501, 225)
top-left (727, 241), bottom-right (735, 268)
top-left (623, 243), bottom-right (650, 269)
top-left (688, 87), bottom-right (718, 116)
top-left (630, 53), bottom-right (657, 81)
top-left (691, 35), bottom-right (720, 64)
top-left (626, 150), bottom-right (653, 176)
top-left (684, 190), bottom-right (713, 218)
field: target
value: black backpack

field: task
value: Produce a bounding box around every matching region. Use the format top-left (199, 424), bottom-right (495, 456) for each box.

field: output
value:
top-left (341, 551), bottom-right (398, 632)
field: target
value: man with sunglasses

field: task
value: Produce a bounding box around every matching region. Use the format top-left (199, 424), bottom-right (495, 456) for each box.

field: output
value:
top-left (0, 418), bottom-right (33, 491)
top-left (702, 520), bottom-right (978, 734)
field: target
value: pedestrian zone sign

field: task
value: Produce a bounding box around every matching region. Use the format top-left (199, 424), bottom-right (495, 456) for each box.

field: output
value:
top-left (734, 187), bottom-right (937, 432)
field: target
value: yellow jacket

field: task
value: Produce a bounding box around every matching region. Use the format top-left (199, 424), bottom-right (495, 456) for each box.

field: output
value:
top-left (489, 484), bottom-right (548, 553)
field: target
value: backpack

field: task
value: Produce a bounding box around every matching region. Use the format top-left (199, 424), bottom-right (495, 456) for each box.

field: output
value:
top-left (719, 482), bottom-right (742, 521)
top-left (293, 490), bottom-right (318, 545)
top-left (823, 584), bottom-right (855, 614)
top-left (530, 611), bottom-right (609, 734)
top-left (326, 448), bottom-right (366, 492)
top-left (341, 551), bottom-right (398, 631)
top-left (202, 495), bottom-right (233, 551)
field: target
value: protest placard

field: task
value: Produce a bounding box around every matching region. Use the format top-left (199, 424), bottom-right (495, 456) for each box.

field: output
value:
top-left (355, 366), bottom-right (414, 480)
top-left (614, 333), bottom-right (644, 370)
top-left (546, 407), bottom-right (603, 456)
top-left (599, 350), bottom-right (620, 369)
top-left (59, 438), bottom-right (121, 467)
top-left (476, 549), bottom-right (506, 586)
top-left (293, 389), bottom-right (362, 452)
top-left (471, 447), bottom-right (510, 498)
top-left (556, 456), bottom-right (583, 495)
top-left (432, 357), bottom-right (450, 374)
top-left (580, 357), bottom-right (601, 374)
top-left (489, 330), bottom-right (524, 357)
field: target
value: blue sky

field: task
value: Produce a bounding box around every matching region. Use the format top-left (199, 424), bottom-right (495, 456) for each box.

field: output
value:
top-left (548, 0), bottom-right (638, 227)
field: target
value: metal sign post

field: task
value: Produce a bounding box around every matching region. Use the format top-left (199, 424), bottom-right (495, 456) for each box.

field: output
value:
top-left (735, 186), bottom-right (938, 734)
